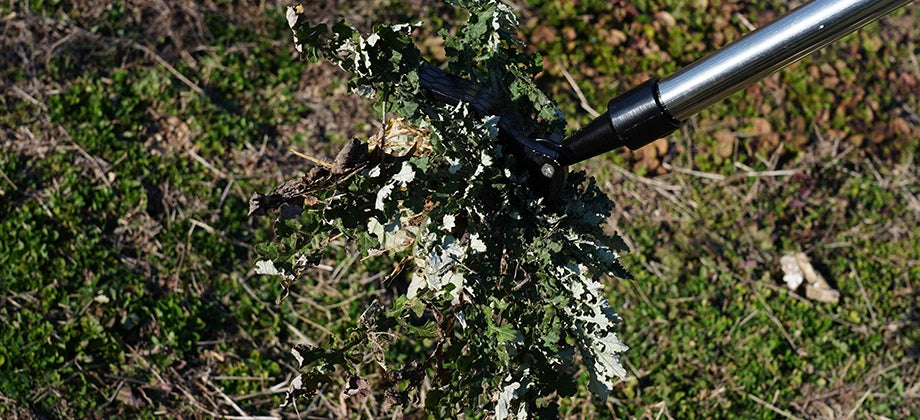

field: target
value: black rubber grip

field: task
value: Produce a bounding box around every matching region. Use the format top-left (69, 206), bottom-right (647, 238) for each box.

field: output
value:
top-left (559, 79), bottom-right (680, 165)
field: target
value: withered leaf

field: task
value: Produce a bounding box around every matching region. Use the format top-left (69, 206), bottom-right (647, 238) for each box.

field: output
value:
top-left (248, 169), bottom-right (328, 216)
top-left (342, 374), bottom-right (371, 399)
top-left (332, 138), bottom-right (369, 174)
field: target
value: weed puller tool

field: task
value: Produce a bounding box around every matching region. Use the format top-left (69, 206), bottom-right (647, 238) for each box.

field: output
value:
top-left (423, 0), bottom-right (914, 199)
top-left (560, 0), bottom-right (915, 165)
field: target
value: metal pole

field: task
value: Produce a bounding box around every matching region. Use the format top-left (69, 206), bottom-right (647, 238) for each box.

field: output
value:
top-left (657, 0), bottom-right (915, 121)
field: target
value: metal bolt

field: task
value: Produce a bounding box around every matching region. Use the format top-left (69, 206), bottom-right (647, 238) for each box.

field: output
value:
top-left (540, 163), bottom-right (555, 178)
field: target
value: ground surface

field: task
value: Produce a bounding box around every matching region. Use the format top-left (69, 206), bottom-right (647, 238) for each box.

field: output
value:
top-left (1, 0), bottom-right (918, 418)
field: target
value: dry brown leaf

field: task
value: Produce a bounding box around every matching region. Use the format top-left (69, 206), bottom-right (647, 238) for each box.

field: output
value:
top-left (713, 130), bottom-right (735, 158)
top-left (751, 118), bottom-right (772, 134)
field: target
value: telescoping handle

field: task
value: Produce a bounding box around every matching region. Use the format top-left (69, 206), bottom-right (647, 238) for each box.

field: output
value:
top-left (558, 0), bottom-right (916, 166)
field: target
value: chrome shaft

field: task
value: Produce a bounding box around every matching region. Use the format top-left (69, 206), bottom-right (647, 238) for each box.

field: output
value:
top-left (657, 0), bottom-right (915, 121)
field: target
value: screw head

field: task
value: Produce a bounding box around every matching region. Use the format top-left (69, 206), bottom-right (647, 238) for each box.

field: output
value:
top-left (540, 163), bottom-right (555, 178)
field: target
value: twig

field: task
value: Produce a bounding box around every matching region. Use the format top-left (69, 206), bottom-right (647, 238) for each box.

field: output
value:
top-left (849, 262), bottom-right (877, 326)
top-left (211, 376), bottom-right (275, 381)
top-left (201, 375), bottom-right (253, 418)
top-left (497, 0), bottom-right (523, 11)
top-left (845, 388), bottom-right (874, 419)
top-left (727, 309), bottom-right (760, 339)
top-left (70, 139), bottom-right (114, 188)
top-left (608, 164), bottom-right (684, 191)
top-left (291, 149), bottom-right (334, 169)
top-left (909, 42), bottom-right (920, 80)
top-left (42, 17), bottom-right (205, 96)
top-left (730, 162), bottom-right (799, 178)
top-left (189, 218), bottom-right (217, 234)
top-left (188, 149), bottom-right (227, 178)
top-left (734, 13), bottom-right (757, 32)
top-left (290, 305), bottom-right (335, 337)
top-left (218, 176), bottom-right (235, 213)
top-left (127, 346), bottom-right (218, 417)
top-left (739, 169), bottom-right (799, 178)
top-left (11, 86), bottom-right (47, 110)
top-left (105, 380), bottom-right (125, 406)
top-left (747, 393), bottom-right (801, 419)
top-left (662, 162), bottom-right (726, 181)
top-left (902, 184), bottom-right (920, 214)
top-left (0, 167), bottom-right (17, 191)
top-left (233, 380), bottom-right (290, 401)
top-left (129, 43), bottom-right (205, 95)
top-left (558, 61), bottom-right (601, 118)
top-left (285, 321), bottom-right (316, 347)
top-left (751, 285), bottom-right (806, 356)
top-left (330, 251), bottom-right (360, 283)
top-left (653, 185), bottom-right (698, 215)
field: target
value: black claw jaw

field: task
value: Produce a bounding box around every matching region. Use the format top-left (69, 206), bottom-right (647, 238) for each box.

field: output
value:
top-left (497, 124), bottom-right (567, 202)
top-left (419, 62), bottom-right (568, 201)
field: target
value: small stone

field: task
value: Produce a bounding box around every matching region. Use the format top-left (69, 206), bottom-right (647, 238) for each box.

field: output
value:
top-left (655, 12), bottom-right (677, 27)
top-left (714, 130), bottom-right (735, 158)
top-left (794, 252), bottom-right (840, 304)
top-left (805, 285), bottom-right (840, 303)
top-left (780, 254), bottom-right (803, 290)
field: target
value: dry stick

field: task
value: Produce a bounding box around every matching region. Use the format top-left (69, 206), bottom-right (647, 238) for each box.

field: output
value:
top-left (558, 60), bottom-right (601, 118)
top-left (734, 12), bottom-right (758, 32)
top-left (130, 43), bottom-right (205, 96)
top-left (728, 160), bottom-right (799, 179)
top-left (608, 163), bottom-right (684, 191)
top-left (661, 161), bottom-right (726, 181)
top-left (211, 376), bottom-right (275, 381)
top-left (127, 346), bottom-right (218, 417)
top-left (201, 375), bottom-right (260, 419)
top-left (189, 218), bottom-right (217, 234)
top-left (902, 183), bottom-right (920, 214)
top-left (653, 401), bottom-right (676, 420)
top-left (330, 251), bottom-right (360, 283)
top-left (739, 143), bottom-right (775, 205)
top-left (747, 393), bottom-right (801, 420)
top-left (727, 309), bottom-right (760, 339)
top-left (10, 85), bottom-right (46, 110)
top-left (44, 17), bottom-right (206, 96)
top-left (285, 321), bottom-right (316, 347)
top-left (752, 286), bottom-right (806, 356)
top-left (289, 292), bottom-right (333, 318)
top-left (715, 260), bottom-right (808, 354)
top-left (290, 305), bottom-right (335, 338)
top-left (105, 380), bottom-right (126, 406)
top-left (218, 176), bottom-right (235, 213)
top-left (290, 149), bottom-right (334, 169)
top-left (71, 139), bottom-right (114, 188)
top-left (897, 149), bottom-right (920, 213)
top-left (188, 149), bottom-right (228, 178)
top-left (655, 184), bottom-right (698, 215)
top-left (845, 387), bottom-right (874, 420)
top-left (839, 357), bottom-right (858, 389)
top-left (0, 167), bottom-right (17, 191)
top-left (849, 262), bottom-right (878, 326)
top-left (740, 169), bottom-right (799, 178)
top-left (909, 42), bottom-right (920, 79)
